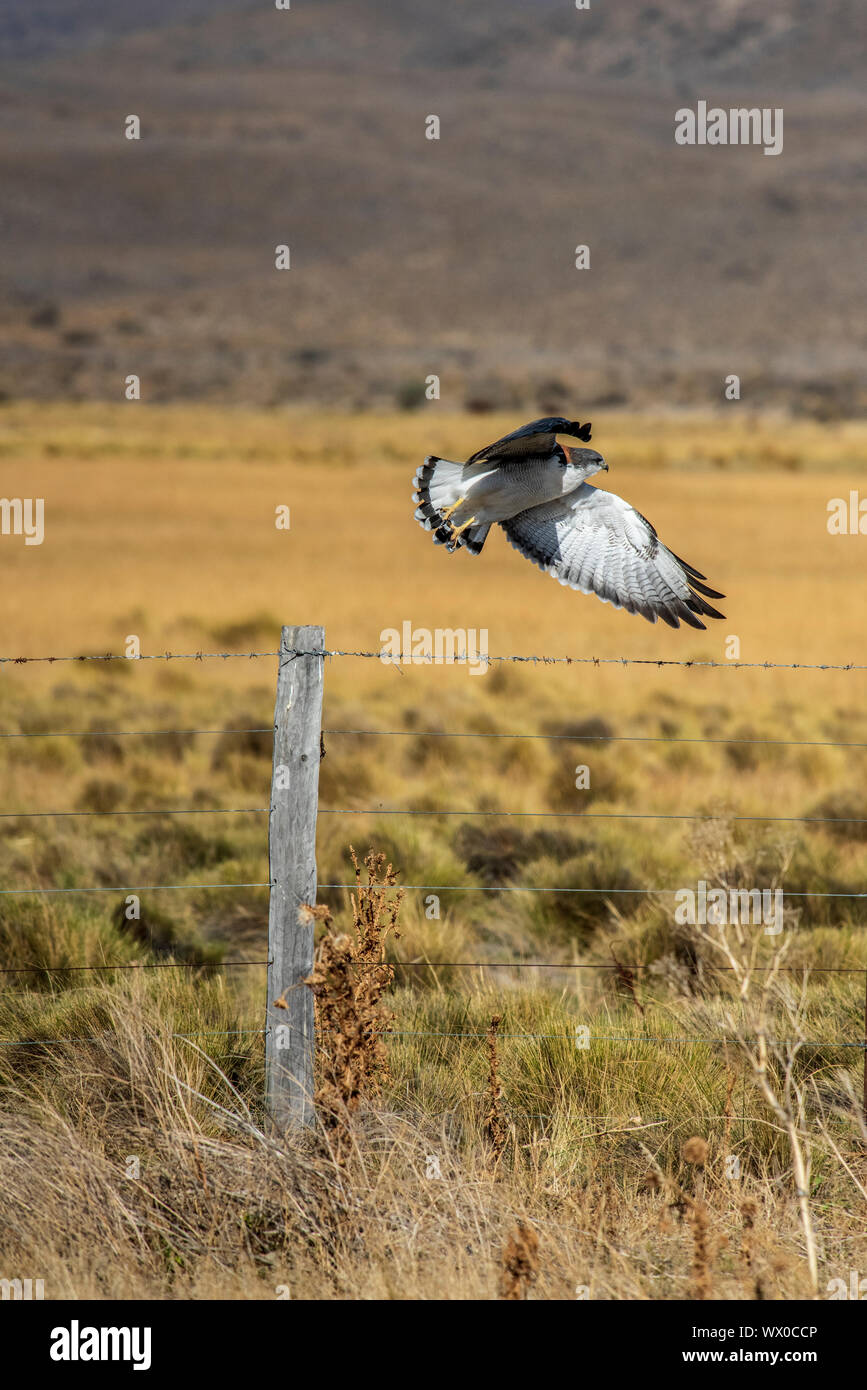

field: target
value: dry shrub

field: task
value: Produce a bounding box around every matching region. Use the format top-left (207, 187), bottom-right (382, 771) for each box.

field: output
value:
top-left (484, 1014), bottom-right (508, 1170)
top-left (681, 1135), bottom-right (708, 1199)
top-left (681, 1136), bottom-right (708, 1166)
top-left (210, 712), bottom-right (271, 770)
top-left (723, 1059), bottom-right (736, 1154)
top-left (77, 778), bottom-right (125, 814)
top-left (680, 1142), bottom-right (724, 1298)
top-left (348, 847), bottom-right (403, 967)
top-left (305, 848), bottom-right (402, 1137)
top-left (644, 1138), bottom-right (718, 1299)
top-left (740, 1199), bottom-right (767, 1300)
top-left (610, 944), bottom-right (645, 1017)
top-left (690, 1202), bottom-right (713, 1300)
top-left (499, 1220), bottom-right (539, 1300)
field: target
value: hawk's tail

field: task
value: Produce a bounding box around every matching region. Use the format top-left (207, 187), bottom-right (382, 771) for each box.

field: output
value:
top-left (413, 456), bottom-right (490, 555)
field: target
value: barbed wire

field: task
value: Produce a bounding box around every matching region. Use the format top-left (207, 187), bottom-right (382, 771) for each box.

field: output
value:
top-left (327, 650), bottom-right (867, 671)
top-left (1, 647), bottom-right (865, 671)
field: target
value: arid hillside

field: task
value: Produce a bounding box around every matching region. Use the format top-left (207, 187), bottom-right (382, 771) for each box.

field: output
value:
top-left (0, 0), bottom-right (864, 412)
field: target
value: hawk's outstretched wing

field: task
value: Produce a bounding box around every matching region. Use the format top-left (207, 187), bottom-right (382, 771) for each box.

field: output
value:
top-left (501, 485), bottom-right (725, 629)
top-left (465, 416), bottom-right (592, 466)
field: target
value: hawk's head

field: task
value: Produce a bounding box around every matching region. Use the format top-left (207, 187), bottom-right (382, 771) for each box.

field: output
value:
top-left (565, 446), bottom-right (608, 481)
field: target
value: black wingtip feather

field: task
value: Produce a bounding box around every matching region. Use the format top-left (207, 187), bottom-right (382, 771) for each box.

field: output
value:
top-left (680, 607), bottom-right (708, 630)
top-left (669, 549), bottom-right (708, 581)
top-left (689, 579), bottom-right (726, 600)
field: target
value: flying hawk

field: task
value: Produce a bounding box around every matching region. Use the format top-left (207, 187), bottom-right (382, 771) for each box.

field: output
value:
top-left (413, 417), bottom-right (725, 630)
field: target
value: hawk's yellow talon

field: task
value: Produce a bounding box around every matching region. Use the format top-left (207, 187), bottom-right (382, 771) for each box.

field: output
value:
top-left (450, 515), bottom-right (477, 540)
top-left (441, 496), bottom-right (467, 522)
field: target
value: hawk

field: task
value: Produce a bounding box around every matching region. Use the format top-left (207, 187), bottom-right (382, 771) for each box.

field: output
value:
top-left (413, 417), bottom-right (725, 630)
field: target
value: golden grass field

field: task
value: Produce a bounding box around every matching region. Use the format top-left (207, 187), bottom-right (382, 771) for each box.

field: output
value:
top-left (2, 404), bottom-right (867, 1300)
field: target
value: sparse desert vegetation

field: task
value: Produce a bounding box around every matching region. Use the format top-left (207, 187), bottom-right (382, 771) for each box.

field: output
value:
top-left (1, 405), bottom-right (867, 1299)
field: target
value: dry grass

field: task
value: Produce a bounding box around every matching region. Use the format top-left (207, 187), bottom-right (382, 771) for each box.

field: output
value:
top-left (2, 968), bottom-right (862, 1301)
top-left (1, 405), bottom-right (867, 1298)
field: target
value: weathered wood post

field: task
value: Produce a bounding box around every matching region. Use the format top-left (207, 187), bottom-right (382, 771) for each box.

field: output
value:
top-left (266, 624), bottom-right (325, 1129)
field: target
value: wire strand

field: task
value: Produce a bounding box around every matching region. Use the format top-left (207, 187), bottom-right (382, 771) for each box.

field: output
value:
top-left (0, 651), bottom-right (280, 665)
top-left (1, 723), bottom-right (862, 751)
top-left (332, 650), bottom-right (867, 671)
top-left (321, 882), bottom-right (867, 900)
top-left (346, 961), bottom-right (867, 973)
top-left (1, 959), bottom-right (864, 976)
top-left (0, 960), bottom-right (270, 975)
top-left (0, 1028), bottom-right (860, 1049)
top-left (2, 879), bottom-right (864, 899)
top-left (340, 1029), bottom-right (866, 1046)
top-left (1, 647), bottom-right (865, 671)
top-left (0, 1028), bottom-right (266, 1048)
top-left (0, 881), bottom-right (270, 896)
top-left (319, 807), bottom-right (867, 825)
top-left (0, 726), bottom-right (272, 740)
top-left (7, 806), bottom-right (866, 827)
top-left (324, 728), bottom-right (867, 750)
top-left (0, 807), bottom-right (267, 820)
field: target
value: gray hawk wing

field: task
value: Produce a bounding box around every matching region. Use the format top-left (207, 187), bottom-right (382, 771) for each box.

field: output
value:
top-left (501, 484), bottom-right (725, 630)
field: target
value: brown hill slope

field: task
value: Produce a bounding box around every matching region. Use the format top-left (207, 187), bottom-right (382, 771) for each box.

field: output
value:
top-left (0, 0), bottom-right (864, 412)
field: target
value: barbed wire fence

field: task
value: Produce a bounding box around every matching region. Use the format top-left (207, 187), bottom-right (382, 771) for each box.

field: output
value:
top-left (1, 626), bottom-right (866, 1132)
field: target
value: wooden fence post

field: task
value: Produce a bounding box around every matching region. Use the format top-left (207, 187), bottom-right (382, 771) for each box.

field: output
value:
top-left (266, 624), bottom-right (325, 1129)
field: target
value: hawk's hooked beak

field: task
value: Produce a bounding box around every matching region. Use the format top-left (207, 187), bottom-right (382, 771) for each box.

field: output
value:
top-left (567, 447), bottom-right (607, 471)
